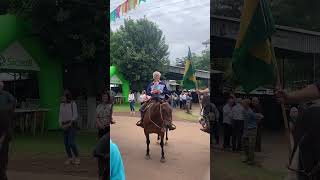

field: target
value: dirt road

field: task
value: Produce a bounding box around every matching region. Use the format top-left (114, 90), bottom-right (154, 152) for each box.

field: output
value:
top-left (111, 115), bottom-right (210, 180)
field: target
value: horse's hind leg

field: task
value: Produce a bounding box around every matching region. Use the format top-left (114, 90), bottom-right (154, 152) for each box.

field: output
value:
top-left (165, 128), bottom-right (168, 145)
top-left (145, 133), bottom-right (151, 160)
top-left (160, 135), bottom-right (166, 163)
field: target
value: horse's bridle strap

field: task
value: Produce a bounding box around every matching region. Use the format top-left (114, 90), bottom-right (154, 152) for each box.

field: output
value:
top-left (147, 102), bottom-right (166, 132)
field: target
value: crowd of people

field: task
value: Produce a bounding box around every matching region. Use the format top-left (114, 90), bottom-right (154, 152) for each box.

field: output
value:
top-left (0, 80), bottom-right (126, 180)
top-left (210, 94), bottom-right (264, 165)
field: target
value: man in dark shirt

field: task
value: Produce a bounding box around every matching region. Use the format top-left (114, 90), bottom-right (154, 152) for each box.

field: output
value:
top-left (0, 81), bottom-right (16, 180)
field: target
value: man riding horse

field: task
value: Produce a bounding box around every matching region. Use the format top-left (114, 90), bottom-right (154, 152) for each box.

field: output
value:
top-left (136, 71), bottom-right (176, 131)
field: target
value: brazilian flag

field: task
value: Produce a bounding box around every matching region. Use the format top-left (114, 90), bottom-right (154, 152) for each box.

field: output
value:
top-left (232, 0), bottom-right (276, 93)
top-left (182, 47), bottom-right (197, 90)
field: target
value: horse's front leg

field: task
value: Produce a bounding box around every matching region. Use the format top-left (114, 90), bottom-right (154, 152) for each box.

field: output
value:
top-left (145, 133), bottom-right (151, 160)
top-left (160, 134), bottom-right (166, 163)
top-left (165, 128), bottom-right (168, 145)
top-left (157, 134), bottom-right (160, 144)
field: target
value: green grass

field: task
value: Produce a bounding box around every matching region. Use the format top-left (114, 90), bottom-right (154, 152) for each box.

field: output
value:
top-left (174, 110), bottom-right (199, 122)
top-left (10, 131), bottom-right (98, 156)
top-left (113, 103), bottom-right (141, 113)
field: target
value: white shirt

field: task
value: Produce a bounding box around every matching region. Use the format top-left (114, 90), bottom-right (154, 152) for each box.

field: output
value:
top-left (59, 101), bottom-right (78, 124)
top-left (223, 104), bottom-right (233, 124)
top-left (182, 94), bottom-right (187, 100)
top-left (128, 93), bottom-right (135, 102)
top-left (231, 103), bottom-right (245, 121)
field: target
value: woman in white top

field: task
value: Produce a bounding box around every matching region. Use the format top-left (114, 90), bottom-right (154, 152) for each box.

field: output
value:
top-left (128, 90), bottom-right (135, 115)
top-left (59, 90), bottom-right (80, 165)
top-left (139, 90), bottom-right (149, 105)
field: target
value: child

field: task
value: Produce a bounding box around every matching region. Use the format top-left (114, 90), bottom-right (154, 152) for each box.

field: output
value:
top-left (242, 99), bottom-right (263, 165)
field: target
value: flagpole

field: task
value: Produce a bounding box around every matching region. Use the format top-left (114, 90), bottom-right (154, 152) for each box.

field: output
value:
top-left (259, 0), bottom-right (293, 155)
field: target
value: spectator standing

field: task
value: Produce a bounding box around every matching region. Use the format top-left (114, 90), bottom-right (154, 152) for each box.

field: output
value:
top-left (128, 90), bottom-right (135, 116)
top-left (96, 92), bottom-right (112, 138)
top-left (242, 99), bottom-right (264, 165)
top-left (231, 98), bottom-right (245, 152)
top-left (251, 97), bottom-right (263, 152)
top-left (223, 96), bottom-right (235, 149)
top-left (59, 90), bottom-right (80, 165)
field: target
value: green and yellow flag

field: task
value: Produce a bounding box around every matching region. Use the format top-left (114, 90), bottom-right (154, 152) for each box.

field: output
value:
top-left (182, 47), bottom-right (197, 90)
top-left (232, 0), bottom-right (276, 93)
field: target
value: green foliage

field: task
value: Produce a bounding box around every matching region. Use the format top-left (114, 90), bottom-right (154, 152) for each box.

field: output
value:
top-left (175, 48), bottom-right (210, 71)
top-left (193, 49), bottom-right (210, 71)
top-left (0, 0), bottom-right (108, 94)
top-left (111, 18), bottom-right (170, 91)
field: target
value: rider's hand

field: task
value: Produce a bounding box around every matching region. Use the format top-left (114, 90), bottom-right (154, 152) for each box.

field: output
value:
top-left (275, 88), bottom-right (288, 103)
top-left (152, 90), bottom-right (160, 94)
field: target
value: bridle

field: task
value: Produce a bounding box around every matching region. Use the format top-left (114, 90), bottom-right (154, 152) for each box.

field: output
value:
top-left (146, 101), bottom-right (168, 132)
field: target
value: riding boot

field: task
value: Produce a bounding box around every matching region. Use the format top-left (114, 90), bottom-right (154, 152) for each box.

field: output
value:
top-left (137, 104), bottom-right (146, 127)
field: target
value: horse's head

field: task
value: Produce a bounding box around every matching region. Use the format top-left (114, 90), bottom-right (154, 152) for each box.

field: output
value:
top-left (160, 102), bottom-right (172, 123)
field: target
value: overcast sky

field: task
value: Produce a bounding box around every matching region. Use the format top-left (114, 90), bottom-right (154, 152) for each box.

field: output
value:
top-left (110, 0), bottom-right (210, 64)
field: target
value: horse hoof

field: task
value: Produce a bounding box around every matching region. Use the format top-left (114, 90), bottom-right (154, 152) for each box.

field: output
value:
top-left (160, 158), bottom-right (166, 163)
top-left (145, 155), bottom-right (151, 160)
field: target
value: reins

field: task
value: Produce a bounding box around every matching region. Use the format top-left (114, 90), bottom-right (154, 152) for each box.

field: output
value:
top-left (146, 101), bottom-right (167, 132)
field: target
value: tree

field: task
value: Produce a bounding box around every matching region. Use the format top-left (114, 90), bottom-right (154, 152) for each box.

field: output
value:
top-left (111, 18), bottom-right (170, 91)
top-left (193, 49), bottom-right (210, 71)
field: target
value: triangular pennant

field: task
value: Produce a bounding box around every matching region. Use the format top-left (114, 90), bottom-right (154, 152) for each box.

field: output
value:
top-left (134, 0), bottom-right (138, 7)
top-left (130, 0), bottom-right (135, 9)
top-left (121, 3), bottom-right (126, 14)
top-left (116, 5), bottom-right (121, 18)
top-left (110, 10), bottom-right (116, 22)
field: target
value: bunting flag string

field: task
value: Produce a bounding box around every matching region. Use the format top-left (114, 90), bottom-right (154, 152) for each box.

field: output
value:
top-left (110, 0), bottom-right (147, 22)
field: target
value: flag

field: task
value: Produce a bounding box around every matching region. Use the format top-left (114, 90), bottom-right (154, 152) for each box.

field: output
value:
top-left (232, 0), bottom-right (276, 93)
top-left (182, 47), bottom-right (197, 90)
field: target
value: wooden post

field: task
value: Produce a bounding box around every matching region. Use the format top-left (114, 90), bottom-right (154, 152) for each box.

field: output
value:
top-left (269, 39), bottom-right (293, 154)
top-left (259, 0), bottom-right (293, 158)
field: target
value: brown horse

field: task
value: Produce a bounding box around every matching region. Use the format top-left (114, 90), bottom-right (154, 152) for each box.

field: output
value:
top-left (287, 104), bottom-right (320, 180)
top-left (143, 100), bottom-right (172, 163)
